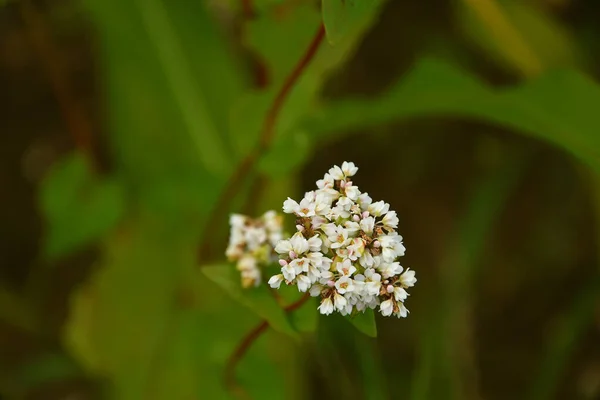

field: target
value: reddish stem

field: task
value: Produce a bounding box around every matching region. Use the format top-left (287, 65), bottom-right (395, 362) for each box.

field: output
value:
top-left (198, 23), bottom-right (326, 263)
top-left (224, 293), bottom-right (311, 398)
top-left (241, 0), bottom-right (254, 19)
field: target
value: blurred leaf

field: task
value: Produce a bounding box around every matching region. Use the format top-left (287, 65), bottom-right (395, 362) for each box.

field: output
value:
top-left (39, 152), bottom-right (125, 259)
top-left (0, 287), bottom-right (35, 332)
top-left (17, 353), bottom-right (81, 390)
top-left (289, 297), bottom-right (318, 333)
top-left (458, 0), bottom-right (582, 76)
top-left (322, 0), bottom-right (383, 45)
top-left (411, 150), bottom-right (531, 400)
top-left (258, 129), bottom-right (311, 177)
top-left (345, 309), bottom-right (377, 337)
top-left (202, 263), bottom-right (299, 339)
top-left (306, 58), bottom-right (600, 172)
top-left (527, 276), bottom-right (600, 400)
top-left (240, 1), bottom-right (385, 173)
top-left (64, 218), bottom-right (198, 399)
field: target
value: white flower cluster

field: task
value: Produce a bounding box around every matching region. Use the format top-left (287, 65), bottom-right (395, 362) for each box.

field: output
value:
top-left (226, 210), bottom-right (284, 288)
top-left (268, 162), bottom-right (416, 318)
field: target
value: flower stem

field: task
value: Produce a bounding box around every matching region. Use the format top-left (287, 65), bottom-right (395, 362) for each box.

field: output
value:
top-left (198, 23), bottom-right (326, 263)
top-left (224, 293), bottom-right (311, 398)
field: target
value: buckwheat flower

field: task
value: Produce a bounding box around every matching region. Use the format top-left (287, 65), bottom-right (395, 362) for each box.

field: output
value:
top-left (341, 161), bottom-right (359, 177)
top-left (380, 299), bottom-right (394, 317)
top-left (268, 274), bottom-right (284, 289)
top-left (394, 286), bottom-right (409, 302)
top-left (328, 225), bottom-right (350, 249)
top-left (346, 238), bottom-right (365, 261)
top-left (400, 268), bottom-right (417, 287)
top-left (382, 210), bottom-right (399, 230)
top-left (267, 161), bottom-right (416, 318)
top-left (368, 201), bottom-right (390, 217)
top-left (344, 221), bottom-right (361, 235)
top-left (328, 165), bottom-right (345, 181)
top-left (226, 210), bottom-right (285, 288)
top-left (344, 182), bottom-right (361, 201)
top-left (333, 292), bottom-right (347, 311)
top-left (310, 283), bottom-right (324, 297)
top-left (335, 276), bottom-right (354, 294)
top-left (336, 259), bottom-right (357, 276)
top-left (318, 297), bottom-right (335, 315)
top-left (360, 216), bottom-right (375, 235)
top-left (357, 192), bottom-right (372, 210)
top-left (397, 302), bottom-right (409, 318)
top-left (308, 235), bottom-right (322, 252)
top-left (297, 275), bottom-right (312, 292)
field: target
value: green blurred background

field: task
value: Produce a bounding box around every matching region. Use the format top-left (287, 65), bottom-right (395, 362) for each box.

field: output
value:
top-left (1, 0), bottom-right (600, 399)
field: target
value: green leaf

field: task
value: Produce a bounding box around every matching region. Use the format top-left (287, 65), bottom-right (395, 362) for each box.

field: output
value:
top-left (289, 297), bottom-right (318, 333)
top-left (258, 129), bottom-right (311, 177)
top-left (306, 58), bottom-right (600, 173)
top-left (39, 152), bottom-right (125, 259)
top-left (64, 218), bottom-right (198, 398)
top-left (17, 353), bottom-right (81, 390)
top-left (322, 0), bottom-right (384, 45)
top-left (457, 0), bottom-right (583, 76)
top-left (345, 309), bottom-right (377, 337)
top-left (201, 264), bottom-right (299, 339)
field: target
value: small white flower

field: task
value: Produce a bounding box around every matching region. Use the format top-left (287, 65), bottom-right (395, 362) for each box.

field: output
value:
top-left (310, 284), bottom-right (324, 297)
top-left (318, 297), bottom-right (335, 315)
top-left (316, 173), bottom-right (335, 189)
top-left (396, 303), bottom-right (409, 318)
top-left (333, 292), bottom-right (347, 311)
top-left (268, 274), bottom-right (284, 289)
top-left (335, 276), bottom-right (354, 294)
top-left (344, 221), bottom-right (361, 236)
top-left (368, 201), bottom-right (390, 217)
top-left (360, 216), bottom-right (375, 235)
top-left (380, 299), bottom-right (394, 317)
top-left (400, 268), bottom-right (417, 287)
top-left (378, 262), bottom-right (402, 279)
top-left (308, 235), bottom-right (322, 252)
top-left (297, 275), bottom-right (312, 292)
top-left (382, 210), bottom-right (399, 230)
top-left (341, 161), bottom-right (358, 177)
top-left (336, 259), bottom-right (357, 276)
top-left (344, 183), bottom-right (360, 201)
top-left (393, 287), bottom-right (408, 301)
top-left (282, 263), bottom-right (296, 281)
top-left (364, 281), bottom-right (381, 297)
top-left (230, 214), bottom-right (247, 227)
top-left (290, 257), bottom-right (309, 274)
top-left (311, 215), bottom-right (328, 230)
top-left (290, 232), bottom-right (309, 254)
top-left (328, 225), bottom-right (349, 249)
top-left (275, 239), bottom-right (292, 254)
top-left (359, 251), bottom-right (375, 268)
top-left (357, 192), bottom-right (372, 210)
top-left (328, 165), bottom-right (345, 180)
top-left (346, 238), bottom-right (365, 261)
top-left (282, 198), bottom-right (300, 214)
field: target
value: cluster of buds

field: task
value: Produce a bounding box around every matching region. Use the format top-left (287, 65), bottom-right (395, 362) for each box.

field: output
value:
top-left (268, 162), bottom-right (416, 318)
top-left (226, 210), bottom-right (284, 288)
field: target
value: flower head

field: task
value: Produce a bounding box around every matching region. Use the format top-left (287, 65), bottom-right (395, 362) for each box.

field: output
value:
top-left (226, 210), bottom-right (284, 288)
top-left (268, 162), bottom-right (416, 318)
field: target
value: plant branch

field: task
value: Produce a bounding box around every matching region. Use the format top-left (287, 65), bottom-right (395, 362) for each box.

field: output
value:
top-left (224, 293), bottom-right (311, 399)
top-left (19, 0), bottom-right (97, 168)
top-left (198, 23), bottom-right (326, 263)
